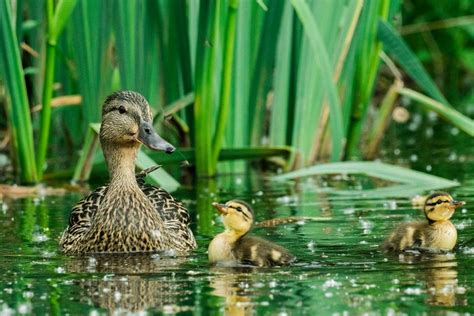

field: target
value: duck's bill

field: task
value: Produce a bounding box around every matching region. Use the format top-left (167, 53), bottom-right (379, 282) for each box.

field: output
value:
top-left (137, 119), bottom-right (175, 153)
top-left (212, 202), bottom-right (228, 215)
top-left (450, 200), bottom-right (466, 208)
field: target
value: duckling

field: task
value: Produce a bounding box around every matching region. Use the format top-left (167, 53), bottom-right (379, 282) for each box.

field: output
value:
top-left (383, 192), bottom-right (465, 253)
top-left (208, 200), bottom-right (295, 267)
top-left (60, 91), bottom-right (197, 254)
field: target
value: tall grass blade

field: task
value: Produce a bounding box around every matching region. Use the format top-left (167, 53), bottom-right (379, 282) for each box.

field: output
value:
top-left (212, 0), bottom-right (239, 165)
top-left (37, 0), bottom-right (78, 178)
top-left (398, 88), bottom-right (474, 136)
top-left (0, 0), bottom-right (37, 182)
top-left (377, 20), bottom-right (448, 104)
top-left (290, 0), bottom-right (345, 161)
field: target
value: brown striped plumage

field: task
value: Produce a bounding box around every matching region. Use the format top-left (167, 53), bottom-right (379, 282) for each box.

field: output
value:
top-left (208, 200), bottom-right (295, 267)
top-left (59, 91), bottom-right (196, 254)
top-left (383, 192), bottom-right (465, 253)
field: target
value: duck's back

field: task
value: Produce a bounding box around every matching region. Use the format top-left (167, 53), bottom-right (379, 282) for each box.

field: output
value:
top-left (60, 175), bottom-right (196, 254)
top-left (233, 236), bottom-right (295, 267)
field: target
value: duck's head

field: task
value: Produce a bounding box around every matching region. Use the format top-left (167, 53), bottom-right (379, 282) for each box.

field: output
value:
top-left (424, 192), bottom-right (465, 222)
top-left (100, 91), bottom-right (175, 153)
top-left (212, 200), bottom-right (254, 236)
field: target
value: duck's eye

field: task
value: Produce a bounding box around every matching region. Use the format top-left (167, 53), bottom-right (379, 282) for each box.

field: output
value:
top-left (436, 200), bottom-right (445, 205)
top-left (118, 106), bottom-right (127, 114)
top-left (235, 206), bottom-right (242, 212)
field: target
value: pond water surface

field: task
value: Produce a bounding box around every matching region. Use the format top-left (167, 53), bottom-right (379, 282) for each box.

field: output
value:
top-left (0, 123), bottom-right (473, 314)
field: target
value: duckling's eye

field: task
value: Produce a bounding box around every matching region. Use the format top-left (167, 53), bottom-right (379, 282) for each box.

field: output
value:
top-left (436, 200), bottom-right (445, 205)
top-left (118, 106), bottom-right (127, 114)
top-left (235, 207), bottom-right (242, 212)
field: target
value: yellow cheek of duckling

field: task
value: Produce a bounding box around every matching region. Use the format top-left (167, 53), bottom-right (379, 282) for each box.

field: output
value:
top-left (428, 206), bottom-right (455, 221)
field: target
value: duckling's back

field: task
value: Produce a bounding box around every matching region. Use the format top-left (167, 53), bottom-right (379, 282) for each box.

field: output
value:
top-left (383, 220), bottom-right (457, 252)
top-left (234, 236), bottom-right (295, 267)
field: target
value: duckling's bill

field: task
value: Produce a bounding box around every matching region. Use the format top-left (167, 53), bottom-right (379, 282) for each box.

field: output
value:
top-left (212, 202), bottom-right (228, 215)
top-left (450, 200), bottom-right (465, 208)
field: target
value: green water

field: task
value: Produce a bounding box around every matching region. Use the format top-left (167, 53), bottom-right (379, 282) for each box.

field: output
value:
top-left (1, 124), bottom-right (473, 314)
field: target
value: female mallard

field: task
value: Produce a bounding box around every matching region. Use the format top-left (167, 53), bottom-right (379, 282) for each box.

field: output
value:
top-left (208, 200), bottom-right (295, 267)
top-left (60, 91), bottom-right (196, 254)
top-left (383, 192), bottom-right (465, 253)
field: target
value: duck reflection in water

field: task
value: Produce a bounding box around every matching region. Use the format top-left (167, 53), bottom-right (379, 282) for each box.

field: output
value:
top-left (398, 253), bottom-right (466, 307)
top-left (65, 253), bottom-right (193, 313)
top-left (210, 267), bottom-right (257, 316)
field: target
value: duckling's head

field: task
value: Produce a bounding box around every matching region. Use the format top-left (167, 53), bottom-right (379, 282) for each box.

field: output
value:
top-left (212, 200), bottom-right (254, 236)
top-left (100, 91), bottom-right (175, 153)
top-left (424, 192), bottom-right (465, 222)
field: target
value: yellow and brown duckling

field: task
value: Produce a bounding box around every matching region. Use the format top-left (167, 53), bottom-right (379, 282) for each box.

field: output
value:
top-left (60, 91), bottom-right (196, 254)
top-left (383, 192), bottom-right (465, 253)
top-left (208, 200), bottom-right (295, 267)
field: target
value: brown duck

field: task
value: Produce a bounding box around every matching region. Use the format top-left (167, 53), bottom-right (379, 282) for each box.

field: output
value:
top-left (60, 91), bottom-right (196, 254)
top-left (383, 192), bottom-right (465, 253)
top-left (208, 200), bottom-right (295, 267)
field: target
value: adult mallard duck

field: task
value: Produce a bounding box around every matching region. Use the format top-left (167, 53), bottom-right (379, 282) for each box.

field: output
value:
top-left (383, 192), bottom-right (465, 253)
top-left (60, 91), bottom-right (196, 254)
top-left (208, 200), bottom-right (295, 267)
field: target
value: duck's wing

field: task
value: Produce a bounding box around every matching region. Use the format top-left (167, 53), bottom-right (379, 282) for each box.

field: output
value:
top-left (59, 185), bottom-right (108, 250)
top-left (235, 236), bottom-right (295, 267)
top-left (139, 182), bottom-right (197, 250)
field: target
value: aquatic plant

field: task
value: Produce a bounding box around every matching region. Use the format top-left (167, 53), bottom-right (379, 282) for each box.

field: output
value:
top-left (0, 0), bottom-right (473, 184)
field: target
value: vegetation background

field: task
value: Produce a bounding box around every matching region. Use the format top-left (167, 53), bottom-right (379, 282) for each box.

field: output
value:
top-left (0, 0), bottom-right (473, 187)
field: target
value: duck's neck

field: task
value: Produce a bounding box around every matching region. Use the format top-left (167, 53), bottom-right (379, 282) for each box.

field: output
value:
top-left (223, 228), bottom-right (247, 242)
top-left (102, 143), bottom-right (140, 190)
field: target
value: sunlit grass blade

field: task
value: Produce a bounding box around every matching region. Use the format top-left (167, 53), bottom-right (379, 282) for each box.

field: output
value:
top-left (0, 0), bottom-right (37, 182)
top-left (398, 88), bottom-right (474, 136)
top-left (273, 161), bottom-right (459, 197)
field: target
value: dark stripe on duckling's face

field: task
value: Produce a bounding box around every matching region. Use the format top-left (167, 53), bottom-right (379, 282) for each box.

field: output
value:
top-left (424, 192), bottom-right (465, 221)
top-left (226, 201), bottom-right (253, 222)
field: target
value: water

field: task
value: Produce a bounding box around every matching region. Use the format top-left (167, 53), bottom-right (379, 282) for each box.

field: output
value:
top-left (0, 127), bottom-right (473, 314)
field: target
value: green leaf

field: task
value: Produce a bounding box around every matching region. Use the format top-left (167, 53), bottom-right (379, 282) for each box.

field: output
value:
top-left (273, 161), bottom-right (459, 197)
top-left (377, 20), bottom-right (448, 104)
top-left (290, 0), bottom-right (345, 161)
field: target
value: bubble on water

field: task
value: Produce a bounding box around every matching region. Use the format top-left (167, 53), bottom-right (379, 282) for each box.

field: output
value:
top-left (404, 288), bottom-right (422, 295)
top-left (456, 286), bottom-right (466, 294)
top-left (114, 291), bottom-right (122, 302)
top-left (425, 165), bottom-right (432, 172)
top-left (324, 292), bottom-right (333, 298)
top-left (384, 200), bottom-right (397, 210)
top-left (1, 203), bottom-right (8, 213)
top-left (462, 247), bottom-right (474, 254)
top-left (392, 279), bottom-right (399, 284)
top-left (55, 267), bottom-right (65, 274)
top-left (269, 281), bottom-right (277, 288)
top-left (4, 288), bottom-right (13, 294)
top-left (448, 152), bottom-right (458, 161)
top-left (425, 127), bottom-right (434, 138)
top-left (1, 303), bottom-right (15, 316)
top-left (235, 177), bottom-right (243, 185)
top-left (17, 303), bottom-right (31, 314)
top-left (323, 279), bottom-right (341, 289)
top-left (409, 154), bottom-right (418, 162)
top-left (359, 220), bottom-right (374, 234)
top-left (343, 208), bottom-right (355, 215)
top-left (22, 291), bottom-right (34, 299)
top-left (450, 127), bottom-right (459, 135)
top-left (307, 241), bottom-right (316, 253)
top-left (393, 149), bottom-right (401, 156)
top-left (256, 191), bottom-right (264, 196)
top-left (32, 233), bottom-right (49, 243)
top-left (89, 309), bottom-right (100, 316)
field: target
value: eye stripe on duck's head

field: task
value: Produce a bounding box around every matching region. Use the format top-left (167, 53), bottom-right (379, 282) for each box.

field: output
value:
top-left (423, 191), bottom-right (465, 221)
top-left (225, 200), bottom-right (254, 221)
